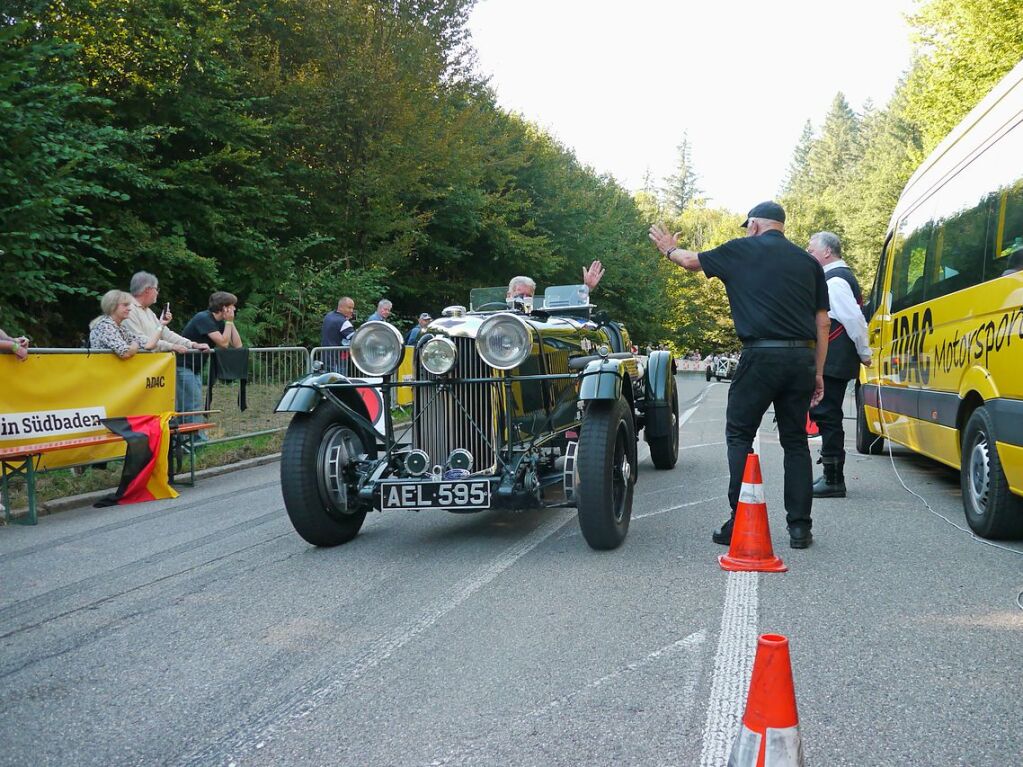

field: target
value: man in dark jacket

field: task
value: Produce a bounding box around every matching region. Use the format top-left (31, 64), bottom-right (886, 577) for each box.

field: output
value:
top-left (806, 232), bottom-right (871, 497)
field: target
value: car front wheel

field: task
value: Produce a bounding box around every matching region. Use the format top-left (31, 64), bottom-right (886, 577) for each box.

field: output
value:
top-left (961, 407), bottom-right (1023, 539)
top-left (281, 403), bottom-right (368, 546)
top-left (648, 376), bottom-right (679, 470)
top-left (576, 397), bottom-right (636, 550)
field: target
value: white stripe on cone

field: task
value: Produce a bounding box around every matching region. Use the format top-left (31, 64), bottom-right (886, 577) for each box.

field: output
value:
top-left (738, 481), bottom-right (765, 505)
top-left (727, 725), bottom-right (804, 766)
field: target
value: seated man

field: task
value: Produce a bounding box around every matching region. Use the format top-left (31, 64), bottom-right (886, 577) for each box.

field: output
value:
top-left (506, 260), bottom-right (606, 301)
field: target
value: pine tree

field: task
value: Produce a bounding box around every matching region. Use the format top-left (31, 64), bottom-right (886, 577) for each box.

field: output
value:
top-left (662, 132), bottom-right (702, 214)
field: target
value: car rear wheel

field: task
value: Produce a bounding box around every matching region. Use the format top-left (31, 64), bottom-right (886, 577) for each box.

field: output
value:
top-left (576, 397), bottom-right (636, 550)
top-left (855, 384), bottom-right (885, 455)
top-left (961, 407), bottom-right (1023, 539)
top-left (649, 377), bottom-right (679, 470)
top-left (281, 404), bottom-right (368, 546)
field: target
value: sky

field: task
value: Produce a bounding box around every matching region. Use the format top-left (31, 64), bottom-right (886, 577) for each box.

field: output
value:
top-left (467, 0), bottom-right (919, 214)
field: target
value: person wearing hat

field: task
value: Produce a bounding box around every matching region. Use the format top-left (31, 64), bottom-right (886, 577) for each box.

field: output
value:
top-left (649, 201), bottom-right (830, 549)
top-left (406, 312), bottom-right (433, 345)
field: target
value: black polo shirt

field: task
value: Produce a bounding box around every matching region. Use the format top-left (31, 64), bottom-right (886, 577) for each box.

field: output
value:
top-left (698, 230), bottom-right (829, 342)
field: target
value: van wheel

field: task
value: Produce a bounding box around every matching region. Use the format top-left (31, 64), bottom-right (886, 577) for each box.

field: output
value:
top-left (281, 404), bottom-right (368, 546)
top-left (961, 407), bottom-right (1023, 539)
top-left (855, 384), bottom-right (884, 455)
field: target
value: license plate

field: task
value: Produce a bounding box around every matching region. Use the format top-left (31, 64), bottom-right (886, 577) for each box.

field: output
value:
top-left (379, 480), bottom-right (491, 511)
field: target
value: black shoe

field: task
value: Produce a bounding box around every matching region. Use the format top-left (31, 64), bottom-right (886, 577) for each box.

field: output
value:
top-left (789, 526), bottom-right (813, 549)
top-left (712, 518), bottom-right (734, 546)
top-left (812, 474), bottom-right (846, 498)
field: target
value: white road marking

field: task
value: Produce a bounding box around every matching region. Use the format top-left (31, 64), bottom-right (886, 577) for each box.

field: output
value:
top-left (699, 571), bottom-right (759, 767)
top-left (633, 496), bottom-right (726, 521)
top-left (426, 631), bottom-right (708, 766)
top-left (180, 511), bottom-right (576, 767)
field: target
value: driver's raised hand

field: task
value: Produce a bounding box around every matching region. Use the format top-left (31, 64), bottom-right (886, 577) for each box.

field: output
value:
top-left (583, 260), bottom-right (605, 290)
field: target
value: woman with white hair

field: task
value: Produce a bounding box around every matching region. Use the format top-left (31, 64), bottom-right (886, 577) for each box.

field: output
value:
top-left (89, 290), bottom-right (167, 358)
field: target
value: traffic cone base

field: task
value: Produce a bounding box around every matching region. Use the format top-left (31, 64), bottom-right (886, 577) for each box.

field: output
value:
top-left (727, 633), bottom-right (805, 767)
top-left (719, 453), bottom-right (787, 573)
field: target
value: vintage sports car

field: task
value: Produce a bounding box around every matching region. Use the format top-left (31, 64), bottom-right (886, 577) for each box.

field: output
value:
top-left (705, 354), bottom-right (738, 382)
top-left (275, 284), bottom-right (681, 550)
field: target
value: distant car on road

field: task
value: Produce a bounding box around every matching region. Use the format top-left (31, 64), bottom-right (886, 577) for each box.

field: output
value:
top-left (704, 354), bottom-right (738, 382)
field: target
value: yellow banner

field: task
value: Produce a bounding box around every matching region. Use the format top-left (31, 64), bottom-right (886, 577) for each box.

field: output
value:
top-left (0, 352), bottom-right (176, 470)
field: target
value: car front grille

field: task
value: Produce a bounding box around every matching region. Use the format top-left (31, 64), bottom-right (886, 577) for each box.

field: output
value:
top-left (412, 337), bottom-right (500, 473)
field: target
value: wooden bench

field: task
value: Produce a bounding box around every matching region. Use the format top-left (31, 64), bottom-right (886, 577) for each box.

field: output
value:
top-left (1, 418), bottom-right (216, 526)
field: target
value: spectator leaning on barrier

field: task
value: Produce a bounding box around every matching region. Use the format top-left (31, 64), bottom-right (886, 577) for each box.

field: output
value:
top-left (123, 271), bottom-right (212, 428)
top-left (366, 298), bottom-right (393, 323)
top-left (89, 290), bottom-right (166, 359)
top-left (178, 292), bottom-right (243, 437)
top-left (405, 312), bottom-right (432, 345)
top-left (0, 328), bottom-right (29, 360)
top-left (122, 271), bottom-right (210, 355)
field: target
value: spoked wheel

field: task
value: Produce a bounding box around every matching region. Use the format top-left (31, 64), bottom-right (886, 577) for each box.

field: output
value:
top-left (960, 407), bottom-right (1023, 539)
top-left (281, 404), bottom-right (369, 546)
top-left (649, 376), bottom-right (679, 469)
top-left (576, 397), bottom-right (637, 550)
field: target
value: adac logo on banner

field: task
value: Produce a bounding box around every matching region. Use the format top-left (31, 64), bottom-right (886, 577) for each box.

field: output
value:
top-left (0, 352), bottom-right (177, 470)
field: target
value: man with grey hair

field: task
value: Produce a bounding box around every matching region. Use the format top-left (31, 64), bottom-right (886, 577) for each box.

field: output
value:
top-left (122, 271), bottom-right (211, 433)
top-left (366, 298), bottom-right (393, 323)
top-left (506, 261), bottom-right (606, 301)
top-left (806, 231), bottom-right (871, 498)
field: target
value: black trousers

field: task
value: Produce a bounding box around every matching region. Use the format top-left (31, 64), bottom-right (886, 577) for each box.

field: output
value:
top-left (809, 374), bottom-right (850, 461)
top-left (726, 347), bottom-right (816, 529)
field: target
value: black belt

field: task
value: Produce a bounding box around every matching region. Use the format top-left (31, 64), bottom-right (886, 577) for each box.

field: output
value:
top-left (743, 339), bottom-right (815, 349)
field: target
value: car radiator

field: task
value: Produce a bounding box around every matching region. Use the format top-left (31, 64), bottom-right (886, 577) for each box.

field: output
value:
top-left (413, 337), bottom-right (500, 473)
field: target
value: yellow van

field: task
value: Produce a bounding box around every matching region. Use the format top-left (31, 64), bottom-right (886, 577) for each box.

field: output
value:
top-left (856, 58), bottom-right (1023, 539)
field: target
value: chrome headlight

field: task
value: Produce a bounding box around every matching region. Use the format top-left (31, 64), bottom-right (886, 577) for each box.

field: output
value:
top-left (350, 321), bottom-right (404, 376)
top-left (476, 313), bottom-right (532, 370)
top-left (421, 337), bottom-right (457, 375)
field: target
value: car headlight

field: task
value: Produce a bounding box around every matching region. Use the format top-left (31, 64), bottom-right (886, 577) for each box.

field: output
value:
top-left (350, 321), bottom-right (404, 376)
top-left (421, 337), bottom-right (457, 375)
top-left (476, 313), bottom-right (532, 370)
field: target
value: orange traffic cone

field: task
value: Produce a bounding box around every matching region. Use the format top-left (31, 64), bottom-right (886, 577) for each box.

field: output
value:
top-left (727, 633), bottom-right (805, 766)
top-left (805, 414), bottom-right (819, 437)
top-left (719, 453), bottom-right (787, 573)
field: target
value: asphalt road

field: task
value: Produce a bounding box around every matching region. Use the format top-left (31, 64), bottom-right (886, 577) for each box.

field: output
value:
top-left (2, 375), bottom-right (1021, 766)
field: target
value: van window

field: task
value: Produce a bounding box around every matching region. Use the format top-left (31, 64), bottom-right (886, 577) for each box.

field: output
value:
top-left (993, 176), bottom-right (1023, 276)
top-left (890, 203), bottom-right (935, 313)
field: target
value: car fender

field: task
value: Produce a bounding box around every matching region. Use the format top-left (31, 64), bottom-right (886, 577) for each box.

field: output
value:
top-left (578, 358), bottom-right (625, 401)
top-left (275, 372), bottom-right (348, 413)
top-left (643, 350), bottom-right (676, 438)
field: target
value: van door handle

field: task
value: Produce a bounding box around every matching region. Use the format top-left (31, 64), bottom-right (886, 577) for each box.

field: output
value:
top-left (869, 328), bottom-right (881, 343)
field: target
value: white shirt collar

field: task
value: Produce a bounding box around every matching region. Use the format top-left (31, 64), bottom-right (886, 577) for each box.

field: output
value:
top-left (822, 259), bottom-right (849, 273)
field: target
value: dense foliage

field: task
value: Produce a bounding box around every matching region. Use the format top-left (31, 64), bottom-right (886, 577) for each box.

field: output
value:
top-left (0, 0), bottom-right (667, 346)
top-left (2, 0), bottom-right (1021, 353)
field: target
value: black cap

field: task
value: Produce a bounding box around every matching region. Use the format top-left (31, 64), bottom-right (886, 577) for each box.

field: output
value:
top-left (740, 200), bottom-right (786, 228)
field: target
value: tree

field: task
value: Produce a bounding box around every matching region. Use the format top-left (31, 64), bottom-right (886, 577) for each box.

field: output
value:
top-left (662, 132), bottom-right (702, 214)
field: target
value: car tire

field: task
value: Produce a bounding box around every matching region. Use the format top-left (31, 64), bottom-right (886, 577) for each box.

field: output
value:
top-left (649, 376), bottom-right (679, 470)
top-left (281, 403), bottom-right (368, 547)
top-left (576, 397), bottom-right (636, 550)
top-left (855, 384), bottom-right (885, 455)
top-left (961, 407), bottom-right (1023, 539)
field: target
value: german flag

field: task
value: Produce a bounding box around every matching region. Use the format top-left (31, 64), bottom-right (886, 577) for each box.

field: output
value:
top-left (94, 413), bottom-right (178, 507)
